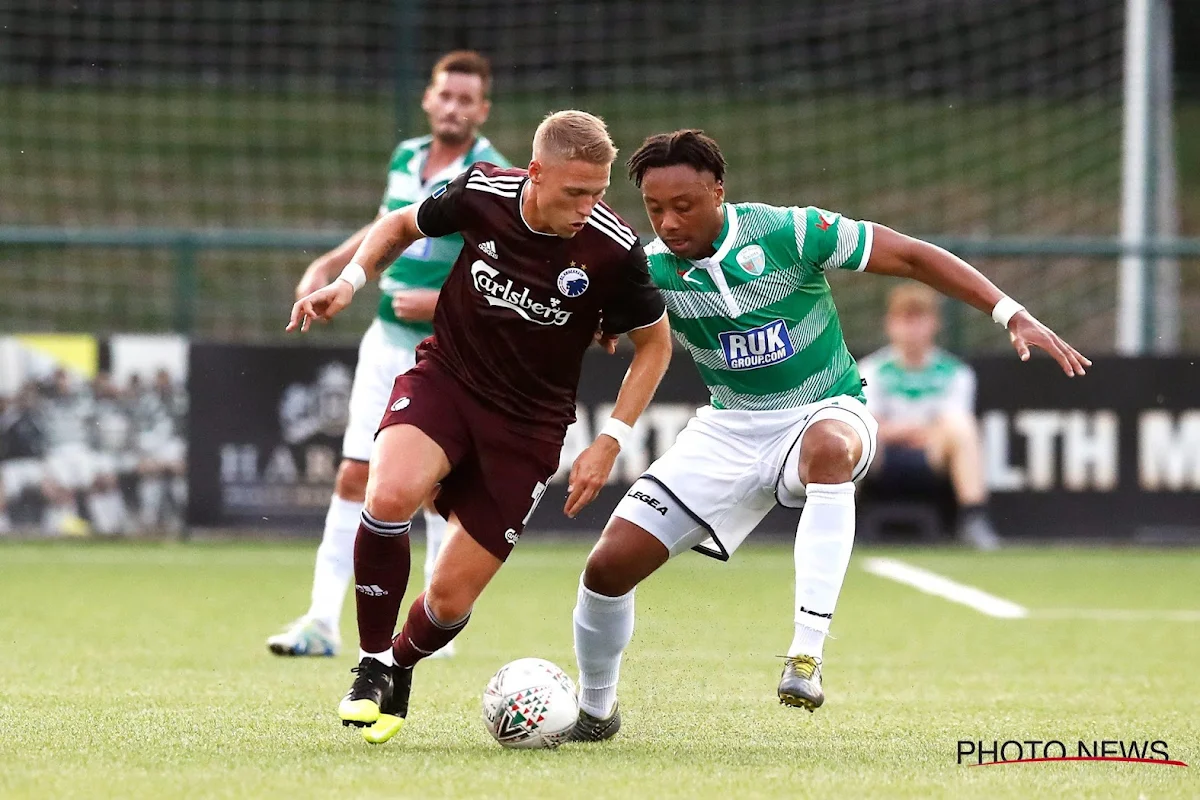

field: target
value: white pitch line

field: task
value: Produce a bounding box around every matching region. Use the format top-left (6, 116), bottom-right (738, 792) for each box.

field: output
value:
top-left (862, 557), bottom-right (1029, 619)
top-left (1030, 608), bottom-right (1200, 622)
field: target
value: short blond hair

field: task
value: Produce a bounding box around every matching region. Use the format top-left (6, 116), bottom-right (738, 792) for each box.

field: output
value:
top-left (533, 110), bottom-right (617, 165)
top-left (887, 283), bottom-right (940, 317)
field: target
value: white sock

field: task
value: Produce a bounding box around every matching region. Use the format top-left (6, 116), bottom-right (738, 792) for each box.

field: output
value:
top-left (171, 475), bottom-right (187, 506)
top-left (359, 648), bottom-right (394, 667)
top-left (87, 489), bottom-right (127, 535)
top-left (423, 508), bottom-right (446, 589)
top-left (44, 503), bottom-right (77, 533)
top-left (138, 476), bottom-right (165, 528)
top-left (789, 623), bottom-right (828, 660)
top-left (572, 578), bottom-right (635, 718)
top-left (789, 482), bottom-right (856, 659)
top-left (305, 493), bottom-right (362, 634)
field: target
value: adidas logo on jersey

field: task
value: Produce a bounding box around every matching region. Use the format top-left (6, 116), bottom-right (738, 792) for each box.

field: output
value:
top-left (719, 319), bottom-right (796, 370)
top-left (479, 240), bottom-right (498, 259)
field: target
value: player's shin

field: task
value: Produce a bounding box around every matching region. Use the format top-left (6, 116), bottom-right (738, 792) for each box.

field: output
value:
top-left (392, 591), bottom-right (469, 667)
top-left (572, 578), bottom-right (635, 719)
top-left (790, 483), bottom-right (856, 659)
top-left (353, 509), bottom-right (413, 664)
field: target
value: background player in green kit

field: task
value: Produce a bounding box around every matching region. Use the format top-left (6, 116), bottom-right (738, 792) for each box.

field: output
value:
top-left (567, 130), bottom-right (1089, 741)
top-left (858, 283), bottom-right (1001, 551)
top-left (266, 51), bottom-right (508, 658)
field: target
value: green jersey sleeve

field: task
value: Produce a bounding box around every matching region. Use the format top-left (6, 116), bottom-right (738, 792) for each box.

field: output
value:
top-left (792, 206), bottom-right (874, 275)
top-left (379, 142), bottom-right (418, 213)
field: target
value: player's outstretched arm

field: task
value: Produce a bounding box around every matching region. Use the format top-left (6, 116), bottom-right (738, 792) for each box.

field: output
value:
top-left (863, 224), bottom-right (1091, 377)
top-left (564, 313), bottom-right (672, 518)
top-left (286, 206), bottom-right (427, 333)
top-left (294, 216), bottom-right (379, 299)
top-left (346, 205), bottom-right (427, 282)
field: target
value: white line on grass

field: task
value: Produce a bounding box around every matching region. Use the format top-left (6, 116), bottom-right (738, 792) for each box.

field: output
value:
top-left (1030, 608), bottom-right (1200, 622)
top-left (862, 558), bottom-right (1200, 622)
top-left (862, 557), bottom-right (1029, 619)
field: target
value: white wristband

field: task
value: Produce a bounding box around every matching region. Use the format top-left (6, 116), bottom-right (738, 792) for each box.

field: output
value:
top-left (991, 296), bottom-right (1025, 328)
top-left (599, 418), bottom-right (633, 450)
top-left (337, 262), bottom-right (368, 293)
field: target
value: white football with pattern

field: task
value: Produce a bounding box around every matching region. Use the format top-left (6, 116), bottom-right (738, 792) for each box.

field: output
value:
top-left (482, 657), bottom-right (579, 749)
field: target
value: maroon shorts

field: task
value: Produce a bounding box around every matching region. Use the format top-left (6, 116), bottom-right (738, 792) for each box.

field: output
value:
top-left (376, 360), bottom-right (562, 561)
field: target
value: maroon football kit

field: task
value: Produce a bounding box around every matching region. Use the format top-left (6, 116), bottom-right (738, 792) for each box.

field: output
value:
top-left (376, 162), bottom-right (664, 559)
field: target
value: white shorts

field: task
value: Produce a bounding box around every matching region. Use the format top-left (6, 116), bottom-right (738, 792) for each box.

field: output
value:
top-left (137, 433), bottom-right (186, 466)
top-left (342, 319), bottom-right (420, 462)
top-left (2, 458), bottom-right (45, 496)
top-left (612, 395), bottom-right (878, 561)
top-left (46, 443), bottom-right (99, 489)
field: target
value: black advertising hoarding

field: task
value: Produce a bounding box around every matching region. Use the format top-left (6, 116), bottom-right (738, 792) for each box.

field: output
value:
top-left (974, 356), bottom-right (1200, 541)
top-left (539, 356), bottom-right (1200, 540)
top-left (187, 342), bottom-right (357, 528)
top-left (188, 343), bottom-right (1199, 541)
top-left (184, 342), bottom-right (749, 533)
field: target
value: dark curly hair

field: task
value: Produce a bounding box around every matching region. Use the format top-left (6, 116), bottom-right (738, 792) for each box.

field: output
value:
top-left (627, 129), bottom-right (726, 188)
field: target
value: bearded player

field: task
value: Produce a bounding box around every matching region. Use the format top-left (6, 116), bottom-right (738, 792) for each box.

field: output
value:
top-left (268, 51), bottom-right (508, 658)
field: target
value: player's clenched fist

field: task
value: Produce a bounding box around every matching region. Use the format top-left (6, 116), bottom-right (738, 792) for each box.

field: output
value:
top-left (287, 280), bottom-right (354, 333)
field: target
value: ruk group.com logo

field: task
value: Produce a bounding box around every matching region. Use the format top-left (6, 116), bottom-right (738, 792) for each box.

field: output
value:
top-left (957, 738), bottom-right (1187, 767)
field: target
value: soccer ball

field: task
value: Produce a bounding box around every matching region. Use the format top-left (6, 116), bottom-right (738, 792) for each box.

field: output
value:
top-left (482, 657), bottom-right (578, 749)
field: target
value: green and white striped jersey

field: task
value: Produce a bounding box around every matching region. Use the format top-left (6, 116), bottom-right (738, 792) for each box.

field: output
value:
top-left (376, 134), bottom-right (509, 349)
top-left (857, 346), bottom-right (975, 425)
top-left (646, 202), bottom-right (872, 411)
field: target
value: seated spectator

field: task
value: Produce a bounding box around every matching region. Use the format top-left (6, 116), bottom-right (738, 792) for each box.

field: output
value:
top-left (858, 284), bottom-right (1001, 550)
top-left (1, 384), bottom-right (50, 532)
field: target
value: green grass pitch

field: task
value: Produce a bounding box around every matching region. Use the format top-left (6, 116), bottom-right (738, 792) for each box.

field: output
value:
top-left (1, 541), bottom-right (1197, 799)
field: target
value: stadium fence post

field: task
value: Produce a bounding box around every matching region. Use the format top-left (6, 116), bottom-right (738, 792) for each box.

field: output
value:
top-left (173, 235), bottom-right (198, 335)
top-left (1118, 0), bottom-right (1154, 354)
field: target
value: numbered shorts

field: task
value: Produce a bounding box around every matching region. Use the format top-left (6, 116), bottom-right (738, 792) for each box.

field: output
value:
top-left (613, 395), bottom-right (878, 561)
top-left (342, 319), bottom-right (420, 462)
top-left (376, 359), bottom-right (560, 562)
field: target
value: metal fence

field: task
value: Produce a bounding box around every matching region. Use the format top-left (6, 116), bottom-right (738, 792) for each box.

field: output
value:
top-left (1, 0), bottom-right (1197, 352)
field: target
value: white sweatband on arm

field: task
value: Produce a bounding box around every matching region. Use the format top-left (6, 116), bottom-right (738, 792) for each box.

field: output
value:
top-left (337, 262), bottom-right (368, 293)
top-left (991, 296), bottom-right (1025, 328)
top-left (599, 418), bottom-right (633, 450)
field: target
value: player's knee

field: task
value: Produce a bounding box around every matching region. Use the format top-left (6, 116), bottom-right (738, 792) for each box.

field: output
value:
top-left (582, 524), bottom-right (663, 597)
top-left (798, 421), bottom-right (859, 485)
top-left (363, 482), bottom-right (423, 524)
top-left (425, 582), bottom-right (473, 625)
top-left (582, 550), bottom-right (638, 597)
top-left (938, 411), bottom-right (978, 444)
top-left (334, 459), bottom-right (369, 503)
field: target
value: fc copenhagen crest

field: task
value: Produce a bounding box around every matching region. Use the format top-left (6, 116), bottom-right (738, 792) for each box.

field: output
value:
top-left (557, 266), bottom-right (589, 297)
top-left (736, 245), bottom-right (766, 276)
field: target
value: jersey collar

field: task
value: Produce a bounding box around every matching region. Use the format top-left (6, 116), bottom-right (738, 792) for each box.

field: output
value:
top-left (518, 180), bottom-right (558, 237)
top-left (687, 203), bottom-right (738, 268)
top-left (888, 345), bottom-right (940, 371)
top-left (419, 135), bottom-right (490, 188)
